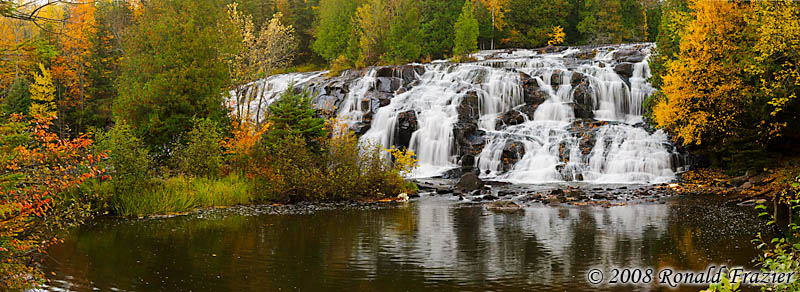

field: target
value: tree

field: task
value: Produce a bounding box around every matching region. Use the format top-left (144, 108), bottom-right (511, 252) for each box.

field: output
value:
top-left (115, 0), bottom-right (237, 156)
top-left (504, 0), bottom-right (570, 48)
top-left (353, 0), bottom-right (390, 65)
top-left (51, 1), bottom-right (97, 134)
top-left (479, 0), bottom-right (509, 49)
top-left (28, 63), bottom-right (55, 118)
top-left (262, 84), bottom-right (326, 152)
top-left (748, 0), bottom-right (800, 143)
top-left (312, 0), bottom-right (359, 62)
top-left (651, 0), bottom-right (754, 149)
top-left (548, 25), bottom-right (565, 46)
top-left (175, 118), bottom-right (223, 178)
top-left (385, 1), bottom-right (422, 64)
top-left (419, 0), bottom-right (462, 59)
top-left (453, 0), bottom-right (479, 57)
top-left (256, 13), bottom-right (296, 76)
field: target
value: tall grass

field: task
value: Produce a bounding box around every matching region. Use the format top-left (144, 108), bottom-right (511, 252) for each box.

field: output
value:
top-left (112, 174), bottom-right (254, 217)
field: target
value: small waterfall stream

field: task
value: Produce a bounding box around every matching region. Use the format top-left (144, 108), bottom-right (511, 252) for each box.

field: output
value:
top-left (230, 43), bottom-right (687, 184)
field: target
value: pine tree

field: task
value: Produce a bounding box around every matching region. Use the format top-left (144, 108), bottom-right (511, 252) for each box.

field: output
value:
top-left (453, 0), bottom-right (479, 57)
top-left (264, 84), bottom-right (327, 151)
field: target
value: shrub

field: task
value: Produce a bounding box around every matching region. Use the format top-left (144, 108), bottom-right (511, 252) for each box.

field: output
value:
top-left (98, 121), bottom-right (154, 200)
top-left (175, 118), bottom-right (224, 178)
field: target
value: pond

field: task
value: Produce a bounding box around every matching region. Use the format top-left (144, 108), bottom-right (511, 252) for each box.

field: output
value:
top-left (38, 195), bottom-right (767, 292)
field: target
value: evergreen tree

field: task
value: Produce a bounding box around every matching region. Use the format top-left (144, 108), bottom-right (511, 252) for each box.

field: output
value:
top-left (419, 0), bottom-right (462, 59)
top-left (3, 77), bottom-right (30, 116)
top-left (453, 0), bottom-right (479, 56)
top-left (385, 2), bottom-right (422, 63)
top-left (264, 84), bottom-right (327, 151)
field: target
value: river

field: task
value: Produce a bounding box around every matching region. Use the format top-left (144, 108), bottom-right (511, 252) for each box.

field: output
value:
top-left (38, 195), bottom-right (766, 292)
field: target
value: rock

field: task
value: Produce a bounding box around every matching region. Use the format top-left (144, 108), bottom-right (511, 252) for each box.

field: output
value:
top-left (397, 193), bottom-right (409, 202)
top-left (376, 77), bottom-right (402, 93)
top-left (440, 167), bottom-right (464, 179)
top-left (482, 194), bottom-right (499, 201)
top-left (453, 91), bottom-right (487, 156)
top-left (741, 182), bottom-right (753, 189)
top-left (521, 73), bottom-right (547, 106)
top-left (461, 154), bottom-right (476, 168)
top-left (613, 49), bottom-right (646, 63)
top-left (496, 108), bottom-right (528, 129)
top-left (551, 70), bottom-right (563, 88)
top-left (487, 201), bottom-right (522, 212)
top-left (614, 63), bottom-right (634, 78)
top-left (730, 175), bottom-right (748, 187)
top-left (396, 110), bottom-right (417, 149)
top-left (436, 188), bottom-right (454, 195)
top-left (455, 172), bottom-right (485, 193)
top-left (500, 141), bottom-right (526, 172)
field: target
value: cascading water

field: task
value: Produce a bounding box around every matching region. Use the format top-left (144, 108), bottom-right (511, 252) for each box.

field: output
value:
top-left (231, 43), bottom-right (687, 184)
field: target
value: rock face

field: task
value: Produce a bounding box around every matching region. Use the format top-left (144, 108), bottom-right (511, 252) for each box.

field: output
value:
top-left (456, 172), bottom-right (485, 192)
top-left (396, 110), bottom-right (417, 149)
top-left (453, 91), bottom-right (486, 157)
top-left (570, 72), bottom-right (594, 119)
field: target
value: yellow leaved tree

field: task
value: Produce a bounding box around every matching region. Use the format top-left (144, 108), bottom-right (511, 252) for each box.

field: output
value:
top-left (651, 0), bottom-right (753, 147)
top-left (547, 25), bottom-right (565, 46)
top-left (28, 63), bottom-right (56, 118)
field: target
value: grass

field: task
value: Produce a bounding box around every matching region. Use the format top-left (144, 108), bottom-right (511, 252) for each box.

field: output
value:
top-left (112, 174), bottom-right (254, 217)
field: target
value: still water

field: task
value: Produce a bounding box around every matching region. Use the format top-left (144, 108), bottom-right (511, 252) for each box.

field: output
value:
top-left (39, 195), bottom-right (768, 292)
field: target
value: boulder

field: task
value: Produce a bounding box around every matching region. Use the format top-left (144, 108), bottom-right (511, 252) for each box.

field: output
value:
top-left (453, 91), bottom-right (487, 156)
top-left (456, 172), bottom-right (485, 192)
top-left (613, 49), bottom-right (646, 63)
top-left (614, 63), bottom-right (635, 78)
top-left (396, 110), bottom-right (417, 149)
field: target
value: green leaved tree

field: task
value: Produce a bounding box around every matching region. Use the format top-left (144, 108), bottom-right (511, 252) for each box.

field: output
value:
top-left (453, 0), bottom-right (480, 57)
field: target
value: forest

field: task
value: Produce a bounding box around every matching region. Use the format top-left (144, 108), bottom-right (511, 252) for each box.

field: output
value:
top-left (1, 0), bottom-right (799, 291)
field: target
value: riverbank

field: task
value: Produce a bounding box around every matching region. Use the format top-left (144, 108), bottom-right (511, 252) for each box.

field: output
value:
top-left (671, 158), bottom-right (800, 205)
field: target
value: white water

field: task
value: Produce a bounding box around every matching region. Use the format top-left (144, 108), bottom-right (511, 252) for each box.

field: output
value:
top-left (231, 44), bottom-right (685, 184)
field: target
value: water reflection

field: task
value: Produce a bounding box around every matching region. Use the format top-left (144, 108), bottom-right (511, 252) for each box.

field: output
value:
top-left (39, 196), bottom-right (766, 292)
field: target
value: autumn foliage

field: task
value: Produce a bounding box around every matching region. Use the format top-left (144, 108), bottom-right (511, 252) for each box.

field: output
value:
top-left (0, 115), bottom-right (106, 290)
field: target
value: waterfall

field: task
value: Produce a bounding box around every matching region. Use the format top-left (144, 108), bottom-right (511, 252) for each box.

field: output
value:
top-left (231, 43), bottom-right (687, 184)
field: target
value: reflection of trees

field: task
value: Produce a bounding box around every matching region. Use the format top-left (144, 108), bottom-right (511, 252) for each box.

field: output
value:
top-left (42, 198), bottom-right (767, 292)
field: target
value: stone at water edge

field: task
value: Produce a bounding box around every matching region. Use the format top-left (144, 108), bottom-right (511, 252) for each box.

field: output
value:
top-left (456, 172), bottom-right (485, 193)
top-left (397, 193), bottom-right (409, 202)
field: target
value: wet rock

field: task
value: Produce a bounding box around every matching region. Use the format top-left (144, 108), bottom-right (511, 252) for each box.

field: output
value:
top-left (440, 167), bottom-right (463, 179)
top-left (461, 154), bottom-right (476, 168)
top-left (496, 108), bottom-right (530, 129)
top-left (614, 63), bottom-right (634, 78)
top-left (565, 49), bottom-right (597, 60)
top-left (613, 49), bottom-right (646, 63)
top-left (376, 77), bottom-right (402, 93)
top-left (501, 141), bottom-right (526, 172)
top-left (396, 110), bottom-right (417, 149)
top-left (436, 188), bottom-right (454, 195)
top-left (521, 73), bottom-right (547, 106)
top-left (456, 172), bottom-right (485, 193)
top-left (551, 70), bottom-right (563, 88)
top-left (454, 91), bottom-right (487, 156)
top-left (487, 201), bottom-right (522, 212)
top-left (482, 194), bottom-right (499, 201)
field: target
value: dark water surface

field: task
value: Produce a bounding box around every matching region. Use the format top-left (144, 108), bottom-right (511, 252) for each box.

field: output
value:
top-left (38, 195), bottom-right (768, 292)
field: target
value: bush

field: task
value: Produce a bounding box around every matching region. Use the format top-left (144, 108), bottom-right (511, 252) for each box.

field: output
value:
top-left (99, 121), bottom-right (154, 196)
top-left (174, 118), bottom-right (224, 177)
top-left (248, 118), bottom-right (413, 203)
